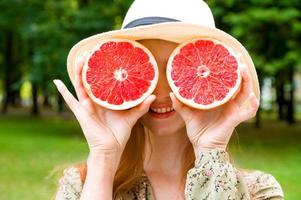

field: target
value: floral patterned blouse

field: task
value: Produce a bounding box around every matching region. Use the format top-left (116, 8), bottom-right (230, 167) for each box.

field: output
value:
top-left (55, 149), bottom-right (284, 200)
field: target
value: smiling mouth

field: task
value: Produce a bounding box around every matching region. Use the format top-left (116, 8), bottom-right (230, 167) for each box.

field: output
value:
top-left (149, 109), bottom-right (175, 114)
top-left (149, 107), bottom-right (175, 114)
top-left (148, 108), bottom-right (176, 119)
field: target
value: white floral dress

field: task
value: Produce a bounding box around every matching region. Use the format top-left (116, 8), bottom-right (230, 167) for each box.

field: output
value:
top-left (55, 149), bottom-right (284, 200)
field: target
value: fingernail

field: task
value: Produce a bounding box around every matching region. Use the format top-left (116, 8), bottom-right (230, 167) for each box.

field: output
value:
top-left (241, 64), bottom-right (247, 70)
top-left (150, 94), bottom-right (156, 101)
top-left (82, 51), bottom-right (89, 57)
top-left (77, 51), bottom-right (89, 63)
top-left (53, 79), bottom-right (60, 85)
top-left (76, 56), bottom-right (84, 66)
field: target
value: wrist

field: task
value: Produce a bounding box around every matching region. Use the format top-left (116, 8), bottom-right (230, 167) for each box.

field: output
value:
top-left (87, 151), bottom-right (122, 174)
top-left (81, 152), bottom-right (119, 200)
top-left (193, 143), bottom-right (227, 155)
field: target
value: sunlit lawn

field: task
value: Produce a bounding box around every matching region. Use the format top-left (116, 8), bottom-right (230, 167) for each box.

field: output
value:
top-left (231, 121), bottom-right (301, 200)
top-left (0, 114), bottom-right (88, 200)
top-left (0, 113), bottom-right (300, 200)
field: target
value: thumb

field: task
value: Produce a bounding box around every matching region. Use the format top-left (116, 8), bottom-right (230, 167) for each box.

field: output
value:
top-left (127, 94), bottom-right (156, 123)
top-left (169, 92), bottom-right (191, 121)
top-left (169, 92), bottom-right (183, 112)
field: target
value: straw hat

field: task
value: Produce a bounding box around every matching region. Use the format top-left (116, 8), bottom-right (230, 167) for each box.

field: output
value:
top-left (67, 0), bottom-right (260, 99)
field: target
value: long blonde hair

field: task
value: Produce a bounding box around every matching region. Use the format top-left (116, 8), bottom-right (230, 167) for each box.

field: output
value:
top-left (75, 121), bottom-right (196, 199)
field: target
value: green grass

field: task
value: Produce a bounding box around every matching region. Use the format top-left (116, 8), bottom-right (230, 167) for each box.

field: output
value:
top-left (0, 115), bottom-right (300, 199)
top-left (231, 121), bottom-right (301, 200)
top-left (0, 115), bottom-right (88, 200)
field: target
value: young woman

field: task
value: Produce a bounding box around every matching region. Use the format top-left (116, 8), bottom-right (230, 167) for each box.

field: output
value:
top-left (54, 0), bottom-right (284, 199)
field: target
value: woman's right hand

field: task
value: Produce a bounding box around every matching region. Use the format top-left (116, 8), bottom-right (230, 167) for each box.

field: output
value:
top-left (53, 52), bottom-right (155, 160)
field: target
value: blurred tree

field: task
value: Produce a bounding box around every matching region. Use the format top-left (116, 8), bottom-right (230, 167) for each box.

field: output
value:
top-left (207, 0), bottom-right (301, 125)
top-left (0, 0), bottom-right (131, 115)
top-left (0, 0), bottom-right (25, 113)
top-left (1, 0), bottom-right (300, 122)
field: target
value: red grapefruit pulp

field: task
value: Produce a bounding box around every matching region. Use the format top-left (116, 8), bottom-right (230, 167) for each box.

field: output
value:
top-left (167, 38), bottom-right (242, 109)
top-left (82, 39), bottom-right (158, 110)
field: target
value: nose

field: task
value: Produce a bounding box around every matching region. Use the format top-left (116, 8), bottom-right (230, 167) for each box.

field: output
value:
top-left (152, 61), bottom-right (172, 101)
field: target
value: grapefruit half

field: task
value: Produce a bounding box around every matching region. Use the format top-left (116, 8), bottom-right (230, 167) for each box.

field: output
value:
top-left (167, 38), bottom-right (242, 110)
top-left (82, 38), bottom-right (158, 110)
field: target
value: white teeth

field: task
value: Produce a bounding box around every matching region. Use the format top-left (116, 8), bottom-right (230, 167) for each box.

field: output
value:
top-left (151, 107), bottom-right (174, 113)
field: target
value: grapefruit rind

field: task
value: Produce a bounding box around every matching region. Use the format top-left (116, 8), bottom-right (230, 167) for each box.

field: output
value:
top-left (166, 37), bottom-right (242, 110)
top-left (82, 38), bottom-right (159, 110)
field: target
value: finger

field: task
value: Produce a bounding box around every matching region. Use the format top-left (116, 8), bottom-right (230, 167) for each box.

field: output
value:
top-left (81, 98), bottom-right (98, 116)
top-left (53, 79), bottom-right (79, 113)
top-left (236, 92), bottom-right (260, 122)
top-left (127, 94), bottom-right (156, 123)
top-left (93, 103), bottom-right (106, 119)
top-left (75, 55), bottom-right (102, 116)
top-left (234, 66), bottom-right (253, 107)
top-left (169, 92), bottom-right (191, 121)
top-left (74, 51), bottom-right (89, 102)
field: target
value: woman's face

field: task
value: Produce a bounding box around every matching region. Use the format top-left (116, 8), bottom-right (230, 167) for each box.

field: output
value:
top-left (139, 39), bottom-right (186, 135)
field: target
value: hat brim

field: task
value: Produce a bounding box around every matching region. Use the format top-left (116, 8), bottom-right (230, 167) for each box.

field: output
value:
top-left (67, 22), bottom-right (260, 100)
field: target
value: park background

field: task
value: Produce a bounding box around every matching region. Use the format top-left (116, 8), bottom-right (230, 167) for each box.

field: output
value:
top-left (0, 0), bottom-right (300, 199)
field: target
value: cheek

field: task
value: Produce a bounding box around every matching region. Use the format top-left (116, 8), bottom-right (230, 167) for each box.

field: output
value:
top-left (139, 112), bottom-right (186, 135)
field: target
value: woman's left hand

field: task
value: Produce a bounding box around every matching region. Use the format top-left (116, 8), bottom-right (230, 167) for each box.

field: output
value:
top-left (169, 66), bottom-right (259, 152)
